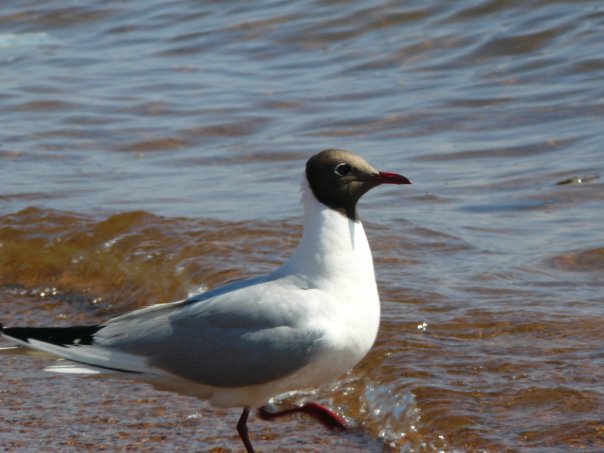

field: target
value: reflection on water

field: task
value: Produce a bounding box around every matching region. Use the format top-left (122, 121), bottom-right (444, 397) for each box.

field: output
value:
top-left (1, 0), bottom-right (604, 451)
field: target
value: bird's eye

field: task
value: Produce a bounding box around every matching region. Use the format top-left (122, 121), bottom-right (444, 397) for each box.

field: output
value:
top-left (334, 163), bottom-right (351, 176)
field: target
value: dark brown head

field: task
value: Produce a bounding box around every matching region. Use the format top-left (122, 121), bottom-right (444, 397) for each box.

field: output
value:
top-left (305, 149), bottom-right (411, 221)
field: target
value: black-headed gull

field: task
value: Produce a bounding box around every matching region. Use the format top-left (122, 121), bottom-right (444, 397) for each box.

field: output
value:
top-left (1, 149), bottom-right (411, 452)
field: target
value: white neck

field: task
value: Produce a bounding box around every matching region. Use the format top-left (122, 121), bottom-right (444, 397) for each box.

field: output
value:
top-left (276, 180), bottom-right (377, 290)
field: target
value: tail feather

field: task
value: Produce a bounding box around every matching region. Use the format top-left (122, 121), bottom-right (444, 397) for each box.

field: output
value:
top-left (1, 323), bottom-right (147, 375)
top-left (0, 345), bottom-right (59, 358)
top-left (45, 362), bottom-right (110, 375)
top-left (1, 325), bottom-right (102, 346)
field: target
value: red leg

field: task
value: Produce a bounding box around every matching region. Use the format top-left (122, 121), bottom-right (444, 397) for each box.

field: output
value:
top-left (237, 407), bottom-right (255, 453)
top-left (299, 402), bottom-right (347, 430)
top-left (258, 401), bottom-right (347, 430)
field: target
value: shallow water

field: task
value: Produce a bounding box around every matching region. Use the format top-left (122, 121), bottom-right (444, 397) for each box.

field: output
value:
top-left (1, 0), bottom-right (604, 451)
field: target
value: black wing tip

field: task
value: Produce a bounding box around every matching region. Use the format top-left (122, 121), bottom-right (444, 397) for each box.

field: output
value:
top-left (1, 325), bottom-right (102, 346)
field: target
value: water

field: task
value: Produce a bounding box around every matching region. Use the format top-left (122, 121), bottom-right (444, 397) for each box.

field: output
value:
top-left (1, 0), bottom-right (604, 451)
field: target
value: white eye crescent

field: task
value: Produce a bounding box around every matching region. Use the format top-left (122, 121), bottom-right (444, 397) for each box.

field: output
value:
top-left (334, 163), bottom-right (351, 176)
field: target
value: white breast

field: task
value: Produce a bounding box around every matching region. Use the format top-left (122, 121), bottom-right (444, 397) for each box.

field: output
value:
top-left (271, 180), bottom-right (382, 387)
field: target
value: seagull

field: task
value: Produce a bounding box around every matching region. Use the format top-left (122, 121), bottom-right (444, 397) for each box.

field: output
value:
top-left (0, 149), bottom-right (410, 452)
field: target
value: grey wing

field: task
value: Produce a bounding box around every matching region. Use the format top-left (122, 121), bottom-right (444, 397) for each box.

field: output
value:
top-left (94, 277), bottom-right (326, 388)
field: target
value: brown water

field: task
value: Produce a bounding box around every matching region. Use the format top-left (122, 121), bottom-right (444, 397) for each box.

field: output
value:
top-left (1, 1), bottom-right (604, 451)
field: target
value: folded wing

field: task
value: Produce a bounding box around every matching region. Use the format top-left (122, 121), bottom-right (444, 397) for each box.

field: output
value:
top-left (2, 275), bottom-right (327, 388)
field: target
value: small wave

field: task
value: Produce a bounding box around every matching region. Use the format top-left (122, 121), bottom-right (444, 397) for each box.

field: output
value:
top-left (0, 32), bottom-right (57, 49)
top-left (547, 247), bottom-right (604, 272)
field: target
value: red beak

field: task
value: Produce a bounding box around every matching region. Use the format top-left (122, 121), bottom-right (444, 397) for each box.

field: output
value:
top-left (375, 171), bottom-right (411, 185)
